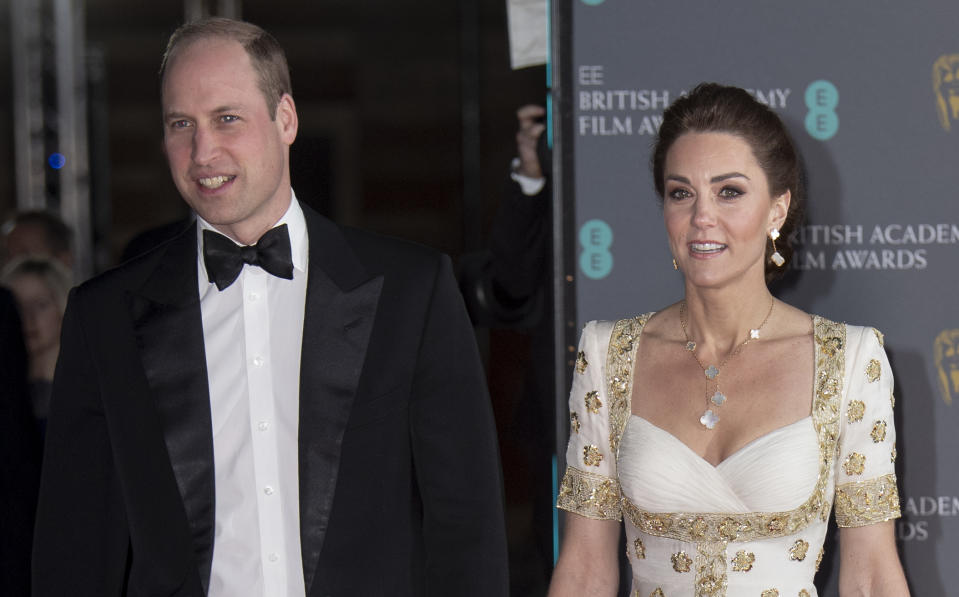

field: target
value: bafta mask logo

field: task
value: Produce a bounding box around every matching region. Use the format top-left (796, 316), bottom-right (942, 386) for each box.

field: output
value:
top-left (934, 329), bottom-right (959, 405)
top-left (933, 54), bottom-right (959, 131)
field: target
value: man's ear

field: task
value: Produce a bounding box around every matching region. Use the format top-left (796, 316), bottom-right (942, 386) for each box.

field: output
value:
top-left (276, 93), bottom-right (298, 145)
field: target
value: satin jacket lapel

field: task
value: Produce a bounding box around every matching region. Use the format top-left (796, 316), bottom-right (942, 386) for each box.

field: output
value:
top-left (129, 225), bottom-right (216, 593)
top-left (298, 208), bottom-right (383, 593)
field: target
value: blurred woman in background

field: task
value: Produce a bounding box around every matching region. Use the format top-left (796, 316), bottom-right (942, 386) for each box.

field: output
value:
top-left (2, 256), bottom-right (72, 437)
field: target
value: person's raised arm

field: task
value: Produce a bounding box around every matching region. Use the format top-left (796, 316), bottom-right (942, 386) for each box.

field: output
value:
top-left (514, 104), bottom-right (546, 179)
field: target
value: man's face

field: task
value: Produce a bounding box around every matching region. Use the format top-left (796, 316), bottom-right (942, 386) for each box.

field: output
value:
top-left (161, 38), bottom-right (297, 244)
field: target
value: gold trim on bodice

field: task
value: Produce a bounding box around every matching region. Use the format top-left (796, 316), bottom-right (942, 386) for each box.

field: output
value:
top-left (609, 315), bottom-right (844, 544)
top-left (610, 315), bottom-right (847, 597)
top-left (557, 314), bottom-right (900, 597)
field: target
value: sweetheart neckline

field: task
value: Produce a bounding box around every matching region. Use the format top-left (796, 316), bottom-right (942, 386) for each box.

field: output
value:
top-left (626, 414), bottom-right (815, 469)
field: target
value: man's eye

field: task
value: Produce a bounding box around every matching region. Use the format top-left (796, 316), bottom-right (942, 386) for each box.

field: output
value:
top-left (170, 120), bottom-right (191, 129)
top-left (220, 115), bottom-right (239, 123)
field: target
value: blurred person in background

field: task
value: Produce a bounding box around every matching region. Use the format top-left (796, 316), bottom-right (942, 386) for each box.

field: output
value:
top-left (2, 256), bottom-right (73, 437)
top-left (1, 211), bottom-right (74, 270)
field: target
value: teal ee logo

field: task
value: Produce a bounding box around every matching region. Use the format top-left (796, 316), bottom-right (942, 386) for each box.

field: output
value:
top-left (804, 80), bottom-right (839, 140)
top-left (578, 219), bottom-right (613, 279)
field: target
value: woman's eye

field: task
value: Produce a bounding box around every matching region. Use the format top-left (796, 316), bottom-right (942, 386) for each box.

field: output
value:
top-left (668, 188), bottom-right (692, 200)
top-left (718, 186), bottom-right (744, 198)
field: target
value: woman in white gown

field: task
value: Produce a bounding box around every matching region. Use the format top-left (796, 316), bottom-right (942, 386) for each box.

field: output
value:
top-left (548, 84), bottom-right (908, 597)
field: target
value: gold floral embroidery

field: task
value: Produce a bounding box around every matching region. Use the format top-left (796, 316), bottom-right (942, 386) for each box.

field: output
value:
top-left (866, 359), bottom-right (881, 382)
top-left (871, 420), bottom-right (887, 443)
top-left (789, 539), bottom-right (809, 561)
top-left (730, 550), bottom-right (755, 572)
top-left (761, 591), bottom-right (779, 597)
top-left (650, 590), bottom-right (664, 597)
top-left (671, 551), bottom-right (693, 573)
top-left (575, 350), bottom-right (588, 374)
top-left (618, 317), bottom-right (845, 544)
top-left (843, 453), bottom-right (866, 475)
top-left (690, 517), bottom-right (708, 539)
top-left (694, 540), bottom-right (727, 596)
top-left (583, 445), bottom-right (603, 467)
top-left (606, 315), bottom-right (650, 456)
top-left (800, 590), bottom-right (811, 597)
top-left (634, 538), bottom-right (646, 559)
top-left (835, 473), bottom-right (901, 527)
top-left (556, 466), bottom-right (621, 520)
top-left (873, 327), bottom-right (884, 347)
top-left (891, 445), bottom-right (897, 463)
top-left (847, 400), bottom-right (865, 423)
top-left (719, 517), bottom-right (740, 540)
top-left (570, 411), bottom-right (581, 434)
top-left (815, 547), bottom-right (824, 571)
top-left (890, 390), bottom-right (895, 409)
top-left (585, 390), bottom-right (602, 414)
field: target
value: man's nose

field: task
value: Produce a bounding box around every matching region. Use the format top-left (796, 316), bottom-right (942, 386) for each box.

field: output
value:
top-left (191, 126), bottom-right (220, 165)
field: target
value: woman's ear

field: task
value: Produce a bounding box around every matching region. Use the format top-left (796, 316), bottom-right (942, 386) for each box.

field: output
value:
top-left (770, 189), bottom-right (791, 230)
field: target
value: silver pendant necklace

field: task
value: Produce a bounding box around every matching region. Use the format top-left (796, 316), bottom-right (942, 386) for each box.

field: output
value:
top-left (679, 297), bottom-right (775, 430)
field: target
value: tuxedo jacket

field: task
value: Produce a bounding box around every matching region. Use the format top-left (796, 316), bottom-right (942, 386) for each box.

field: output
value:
top-left (1, 288), bottom-right (40, 597)
top-left (32, 205), bottom-right (509, 596)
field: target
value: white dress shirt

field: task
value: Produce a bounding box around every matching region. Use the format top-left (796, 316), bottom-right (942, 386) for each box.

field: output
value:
top-left (197, 193), bottom-right (308, 597)
top-left (509, 157), bottom-right (546, 195)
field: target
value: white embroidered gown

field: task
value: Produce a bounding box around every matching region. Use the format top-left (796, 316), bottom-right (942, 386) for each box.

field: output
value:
top-left (557, 315), bottom-right (901, 597)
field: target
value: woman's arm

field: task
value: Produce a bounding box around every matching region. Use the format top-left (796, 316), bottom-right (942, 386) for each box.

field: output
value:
top-left (547, 513), bottom-right (621, 597)
top-left (838, 521), bottom-right (909, 596)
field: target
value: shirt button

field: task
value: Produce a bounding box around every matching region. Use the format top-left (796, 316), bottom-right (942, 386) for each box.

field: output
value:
top-left (252, 356), bottom-right (264, 367)
top-left (248, 291), bottom-right (259, 301)
top-left (257, 421), bottom-right (269, 431)
top-left (268, 553), bottom-right (279, 562)
top-left (264, 485), bottom-right (274, 495)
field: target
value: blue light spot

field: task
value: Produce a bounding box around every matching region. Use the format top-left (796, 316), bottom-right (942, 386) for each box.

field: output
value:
top-left (48, 153), bottom-right (66, 169)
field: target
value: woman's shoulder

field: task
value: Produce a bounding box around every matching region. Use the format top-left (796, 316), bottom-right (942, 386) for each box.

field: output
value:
top-left (581, 311), bottom-right (660, 339)
top-left (803, 311), bottom-right (884, 348)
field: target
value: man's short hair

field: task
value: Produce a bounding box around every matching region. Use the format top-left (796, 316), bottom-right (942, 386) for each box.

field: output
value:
top-left (2, 210), bottom-right (73, 256)
top-left (159, 17), bottom-right (292, 120)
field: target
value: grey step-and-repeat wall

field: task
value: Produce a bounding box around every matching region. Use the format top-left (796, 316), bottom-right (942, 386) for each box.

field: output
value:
top-left (564, 0), bottom-right (958, 593)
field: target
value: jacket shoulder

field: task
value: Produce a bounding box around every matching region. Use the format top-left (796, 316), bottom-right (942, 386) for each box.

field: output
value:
top-left (339, 226), bottom-right (447, 274)
top-left (73, 226), bottom-right (193, 303)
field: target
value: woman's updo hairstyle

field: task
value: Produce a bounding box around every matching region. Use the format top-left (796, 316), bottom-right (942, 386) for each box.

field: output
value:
top-left (651, 82), bottom-right (804, 282)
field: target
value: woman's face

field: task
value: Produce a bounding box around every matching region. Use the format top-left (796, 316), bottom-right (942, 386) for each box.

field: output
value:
top-left (662, 131), bottom-right (789, 291)
top-left (9, 274), bottom-right (63, 356)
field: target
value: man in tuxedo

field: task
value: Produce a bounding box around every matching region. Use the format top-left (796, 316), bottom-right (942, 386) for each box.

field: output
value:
top-left (32, 17), bottom-right (508, 597)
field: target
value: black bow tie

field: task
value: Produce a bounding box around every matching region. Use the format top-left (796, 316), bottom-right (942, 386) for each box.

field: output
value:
top-left (202, 225), bottom-right (294, 290)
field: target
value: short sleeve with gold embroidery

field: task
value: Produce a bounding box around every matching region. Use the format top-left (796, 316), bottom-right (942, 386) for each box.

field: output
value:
top-left (834, 325), bottom-right (901, 527)
top-left (556, 320), bottom-right (622, 521)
